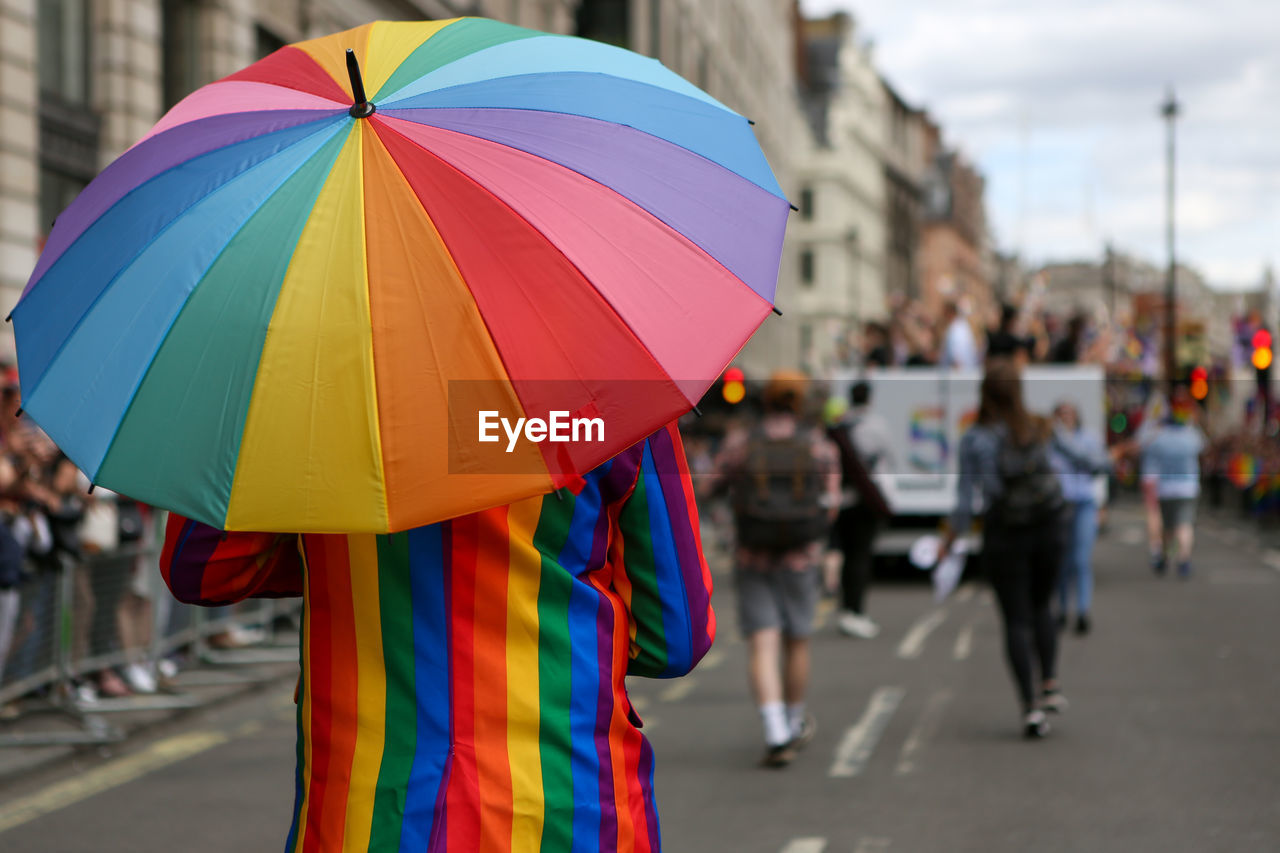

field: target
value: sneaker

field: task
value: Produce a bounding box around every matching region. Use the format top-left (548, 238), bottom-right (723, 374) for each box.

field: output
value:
top-left (1152, 554), bottom-right (1167, 576)
top-left (1040, 689), bottom-right (1069, 714)
top-left (836, 611), bottom-right (880, 639)
top-left (156, 658), bottom-right (179, 680)
top-left (1023, 709), bottom-right (1051, 739)
top-left (1177, 561), bottom-right (1192, 580)
top-left (760, 742), bottom-right (796, 768)
top-left (788, 713), bottom-right (817, 751)
top-left (123, 663), bottom-right (157, 694)
top-left (74, 682), bottom-right (99, 705)
top-left (1074, 613), bottom-right (1091, 636)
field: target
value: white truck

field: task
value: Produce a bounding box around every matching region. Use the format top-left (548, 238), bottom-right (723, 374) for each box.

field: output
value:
top-left (832, 365), bottom-right (1109, 556)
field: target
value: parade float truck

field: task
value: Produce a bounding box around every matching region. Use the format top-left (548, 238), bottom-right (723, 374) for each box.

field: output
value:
top-left (832, 365), bottom-right (1109, 562)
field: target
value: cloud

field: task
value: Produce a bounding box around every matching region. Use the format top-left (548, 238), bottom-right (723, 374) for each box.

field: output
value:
top-left (800, 0), bottom-right (1279, 288)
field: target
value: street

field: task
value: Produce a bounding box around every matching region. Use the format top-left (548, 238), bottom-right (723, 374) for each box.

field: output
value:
top-left (1, 500), bottom-right (1277, 852)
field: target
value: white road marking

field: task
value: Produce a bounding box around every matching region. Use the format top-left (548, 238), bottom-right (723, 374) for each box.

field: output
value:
top-left (780, 838), bottom-right (827, 853)
top-left (659, 678), bottom-right (698, 703)
top-left (829, 686), bottom-right (905, 778)
top-left (854, 837), bottom-right (892, 853)
top-left (1262, 549), bottom-right (1280, 573)
top-left (895, 689), bottom-right (952, 775)
top-left (954, 583), bottom-right (975, 603)
top-left (897, 609), bottom-right (948, 659)
top-left (952, 624), bottom-right (974, 661)
top-left (0, 731), bottom-right (227, 834)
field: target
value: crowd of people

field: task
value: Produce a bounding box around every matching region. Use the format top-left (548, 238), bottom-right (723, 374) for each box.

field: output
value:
top-left (0, 363), bottom-right (170, 716)
top-left (854, 292), bottom-right (1110, 371)
top-left (686, 352), bottom-right (1214, 762)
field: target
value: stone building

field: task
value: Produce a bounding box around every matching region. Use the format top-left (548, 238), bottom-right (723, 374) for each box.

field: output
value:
top-left (788, 11), bottom-right (886, 375)
top-left (916, 120), bottom-right (994, 327)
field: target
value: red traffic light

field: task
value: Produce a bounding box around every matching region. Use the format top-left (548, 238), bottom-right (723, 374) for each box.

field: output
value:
top-left (1253, 329), bottom-right (1272, 350)
top-left (722, 366), bottom-right (745, 384)
top-left (1190, 366), bottom-right (1207, 383)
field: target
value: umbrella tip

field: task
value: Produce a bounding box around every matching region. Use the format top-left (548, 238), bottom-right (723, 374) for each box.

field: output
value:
top-left (747, 118), bottom-right (756, 126)
top-left (789, 203), bottom-right (800, 212)
top-left (345, 48), bottom-right (376, 118)
top-left (14, 407), bottom-right (21, 418)
top-left (772, 306), bottom-right (783, 316)
top-left (87, 483), bottom-right (95, 495)
top-left (692, 405), bottom-right (703, 418)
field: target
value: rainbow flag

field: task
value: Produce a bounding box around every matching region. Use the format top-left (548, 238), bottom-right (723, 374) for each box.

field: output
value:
top-left (161, 423), bottom-right (714, 852)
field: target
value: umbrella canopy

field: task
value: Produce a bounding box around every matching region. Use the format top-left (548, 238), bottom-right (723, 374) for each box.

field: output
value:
top-left (12, 17), bottom-right (788, 533)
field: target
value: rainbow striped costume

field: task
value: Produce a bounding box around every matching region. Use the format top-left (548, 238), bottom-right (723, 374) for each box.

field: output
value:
top-left (160, 423), bottom-right (714, 852)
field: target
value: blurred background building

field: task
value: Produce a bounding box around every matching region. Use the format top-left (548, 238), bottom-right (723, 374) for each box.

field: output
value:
top-left (2, 0), bottom-right (1271, 381)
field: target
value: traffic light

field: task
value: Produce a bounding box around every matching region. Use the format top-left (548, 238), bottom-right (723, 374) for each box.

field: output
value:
top-left (1252, 329), bottom-right (1272, 370)
top-left (1254, 329), bottom-right (1272, 402)
top-left (1182, 366), bottom-right (1203, 402)
top-left (722, 366), bottom-right (745, 404)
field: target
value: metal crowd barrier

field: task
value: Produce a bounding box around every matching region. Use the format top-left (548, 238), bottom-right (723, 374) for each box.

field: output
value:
top-left (0, 524), bottom-right (301, 748)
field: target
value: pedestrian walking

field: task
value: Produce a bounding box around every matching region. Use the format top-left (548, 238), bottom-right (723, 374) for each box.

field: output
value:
top-left (829, 381), bottom-right (894, 639)
top-left (939, 359), bottom-right (1067, 738)
top-left (1049, 402), bottom-right (1116, 635)
top-left (1142, 387), bottom-right (1205, 578)
top-left (710, 371), bottom-right (840, 767)
top-left (161, 422), bottom-right (714, 852)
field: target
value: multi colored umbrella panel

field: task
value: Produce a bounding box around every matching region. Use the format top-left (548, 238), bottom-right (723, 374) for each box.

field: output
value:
top-left (13, 18), bottom-right (789, 532)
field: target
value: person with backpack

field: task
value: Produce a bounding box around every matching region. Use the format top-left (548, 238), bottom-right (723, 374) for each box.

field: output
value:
top-left (828, 381), bottom-right (894, 639)
top-left (710, 370), bottom-right (840, 767)
top-left (937, 359), bottom-right (1067, 739)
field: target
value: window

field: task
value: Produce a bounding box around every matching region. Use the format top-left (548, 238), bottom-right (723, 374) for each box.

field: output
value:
top-left (800, 249), bottom-right (815, 285)
top-left (648, 0), bottom-right (662, 59)
top-left (39, 168), bottom-right (87, 239)
top-left (799, 186), bottom-right (815, 220)
top-left (256, 25), bottom-right (286, 61)
top-left (575, 0), bottom-right (630, 48)
top-left (37, 0), bottom-right (90, 104)
top-left (163, 0), bottom-right (203, 110)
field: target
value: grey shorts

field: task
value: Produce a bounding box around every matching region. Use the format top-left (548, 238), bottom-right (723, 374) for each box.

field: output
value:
top-left (1159, 497), bottom-right (1198, 530)
top-left (734, 565), bottom-right (819, 639)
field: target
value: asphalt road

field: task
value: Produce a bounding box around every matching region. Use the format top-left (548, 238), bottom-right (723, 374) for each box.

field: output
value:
top-left (1, 501), bottom-right (1277, 852)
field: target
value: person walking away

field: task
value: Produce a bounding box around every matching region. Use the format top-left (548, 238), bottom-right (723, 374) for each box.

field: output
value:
top-left (162, 422), bottom-right (713, 852)
top-left (1049, 402), bottom-right (1116, 635)
top-left (940, 300), bottom-right (981, 369)
top-left (710, 371), bottom-right (839, 767)
top-left (1142, 388), bottom-right (1205, 578)
top-left (829, 381), bottom-right (894, 639)
top-left (986, 303), bottom-right (1033, 367)
top-left (939, 359), bottom-right (1067, 738)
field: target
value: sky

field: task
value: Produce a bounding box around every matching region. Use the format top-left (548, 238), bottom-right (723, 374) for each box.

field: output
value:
top-left (799, 0), bottom-right (1278, 290)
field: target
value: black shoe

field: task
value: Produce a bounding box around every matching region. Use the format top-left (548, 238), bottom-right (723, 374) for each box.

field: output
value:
top-left (1040, 689), bottom-right (1069, 714)
top-left (1023, 710), bottom-right (1051, 739)
top-left (1055, 612), bottom-right (1068, 633)
top-left (1152, 554), bottom-right (1167, 576)
top-left (760, 742), bottom-right (796, 768)
top-left (1074, 613), bottom-right (1091, 635)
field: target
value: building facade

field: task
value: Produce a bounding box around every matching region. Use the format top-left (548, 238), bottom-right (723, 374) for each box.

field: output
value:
top-left (787, 12), bottom-right (887, 375)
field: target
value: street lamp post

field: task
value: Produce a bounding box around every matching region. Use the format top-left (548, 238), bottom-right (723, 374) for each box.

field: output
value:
top-left (1160, 88), bottom-right (1180, 385)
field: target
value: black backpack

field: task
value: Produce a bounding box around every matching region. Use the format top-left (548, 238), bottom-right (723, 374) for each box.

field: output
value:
top-left (730, 429), bottom-right (829, 552)
top-left (989, 426), bottom-right (1065, 527)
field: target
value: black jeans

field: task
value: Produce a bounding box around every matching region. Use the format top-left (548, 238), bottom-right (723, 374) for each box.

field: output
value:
top-left (836, 505), bottom-right (880, 615)
top-left (983, 514), bottom-right (1066, 712)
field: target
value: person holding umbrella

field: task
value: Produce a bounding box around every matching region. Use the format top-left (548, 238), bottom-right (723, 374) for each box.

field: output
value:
top-left (162, 421), bottom-right (710, 851)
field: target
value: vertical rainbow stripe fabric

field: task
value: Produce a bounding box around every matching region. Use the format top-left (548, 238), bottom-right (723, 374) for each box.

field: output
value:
top-left (160, 422), bottom-right (714, 852)
top-left (12, 17), bottom-right (787, 534)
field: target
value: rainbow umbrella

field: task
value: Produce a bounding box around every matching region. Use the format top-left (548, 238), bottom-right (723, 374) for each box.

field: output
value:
top-left (12, 18), bottom-right (787, 533)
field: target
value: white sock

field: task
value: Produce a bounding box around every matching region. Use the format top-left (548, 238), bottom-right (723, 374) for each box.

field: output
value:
top-left (787, 703), bottom-right (807, 737)
top-left (760, 702), bottom-right (790, 746)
